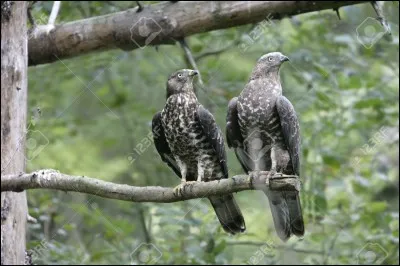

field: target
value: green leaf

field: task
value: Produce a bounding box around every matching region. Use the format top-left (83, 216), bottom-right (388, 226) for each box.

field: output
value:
top-left (316, 91), bottom-right (336, 107)
top-left (368, 201), bottom-right (388, 213)
top-left (323, 155), bottom-right (341, 169)
top-left (213, 240), bottom-right (226, 255)
top-left (354, 98), bottom-right (384, 109)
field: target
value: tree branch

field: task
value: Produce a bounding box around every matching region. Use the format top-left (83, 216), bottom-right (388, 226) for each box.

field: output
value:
top-left (178, 38), bottom-right (204, 88)
top-left (1, 170), bottom-right (300, 203)
top-left (194, 39), bottom-right (240, 62)
top-left (28, 1), bottom-right (368, 66)
top-left (371, 1), bottom-right (391, 36)
top-left (48, 1), bottom-right (61, 25)
top-left (226, 241), bottom-right (324, 255)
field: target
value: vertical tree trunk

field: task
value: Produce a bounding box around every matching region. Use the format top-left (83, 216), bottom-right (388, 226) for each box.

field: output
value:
top-left (1, 1), bottom-right (28, 264)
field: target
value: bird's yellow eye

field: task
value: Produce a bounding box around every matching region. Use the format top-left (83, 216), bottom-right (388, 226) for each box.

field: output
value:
top-left (268, 57), bottom-right (274, 62)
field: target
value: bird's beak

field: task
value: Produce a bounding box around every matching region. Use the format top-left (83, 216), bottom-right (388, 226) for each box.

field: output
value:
top-left (189, 70), bottom-right (199, 76)
top-left (280, 55), bottom-right (290, 62)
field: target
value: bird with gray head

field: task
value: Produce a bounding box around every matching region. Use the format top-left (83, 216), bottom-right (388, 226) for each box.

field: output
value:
top-left (152, 69), bottom-right (246, 234)
top-left (226, 52), bottom-right (304, 241)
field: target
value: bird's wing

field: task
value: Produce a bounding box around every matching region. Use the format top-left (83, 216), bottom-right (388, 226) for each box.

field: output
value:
top-left (276, 96), bottom-right (300, 176)
top-left (275, 96), bottom-right (304, 238)
top-left (196, 105), bottom-right (229, 179)
top-left (152, 111), bottom-right (181, 178)
top-left (226, 97), bottom-right (252, 174)
top-left (226, 97), bottom-right (243, 148)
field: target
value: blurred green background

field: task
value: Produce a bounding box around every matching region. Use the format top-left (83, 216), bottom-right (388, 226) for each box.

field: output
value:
top-left (26, 1), bottom-right (399, 264)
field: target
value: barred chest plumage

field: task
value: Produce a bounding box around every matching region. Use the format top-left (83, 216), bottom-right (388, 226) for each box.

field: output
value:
top-left (161, 92), bottom-right (200, 156)
top-left (237, 78), bottom-right (285, 145)
top-left (160, 92), bottom-right (223, 181)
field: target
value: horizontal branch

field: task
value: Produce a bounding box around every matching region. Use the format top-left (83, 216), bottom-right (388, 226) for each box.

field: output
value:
top-left (1, 169), bottom-right (300, 203)
top-left (226, 241), bottom-right (324, 255)
top-left (28, 1), bottom-right (368, 66)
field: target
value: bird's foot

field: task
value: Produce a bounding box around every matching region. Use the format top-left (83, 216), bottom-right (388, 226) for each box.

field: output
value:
top-left (249, 171), bottom-right (265, 189)
top-left (265, 169), bottom-right (277, 185)
top-left (173, 181), bottom-right (198, 197)
top-left (249, 171), bottom-right (261, 180)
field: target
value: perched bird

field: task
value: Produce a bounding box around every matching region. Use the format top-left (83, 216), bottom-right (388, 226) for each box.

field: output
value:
top-left (226, 52), bottom-right (304, 241)
top-left (152, 69), bottom-right (246, 234)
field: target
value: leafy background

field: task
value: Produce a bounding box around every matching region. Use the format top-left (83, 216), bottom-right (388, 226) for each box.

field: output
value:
top-left (26, 1), bottom-right (399, 265)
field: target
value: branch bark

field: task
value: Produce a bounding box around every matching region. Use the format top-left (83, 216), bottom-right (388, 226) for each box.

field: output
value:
top-left (1, 170), bottom-right (300, 203)
top-left (1, 1), bottom-right (28, 264)
top-left (226, 241), bottom-right (324, 255)
top-left (28, 1), bottom-right (368, 66)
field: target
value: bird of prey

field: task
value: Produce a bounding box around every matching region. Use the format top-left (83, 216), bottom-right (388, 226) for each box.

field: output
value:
top-left (226, 52), bottom-right (304, 241)
top-left (152, 69), bottom-right (246, 234)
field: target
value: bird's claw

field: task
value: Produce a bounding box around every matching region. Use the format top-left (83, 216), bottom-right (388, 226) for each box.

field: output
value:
top-left (173, 181), bottom-right (197, 197)
top-left (265, 170), bottom-right (277, 185)
top-left (249, 171), bottom-right (260, 180)
top-left (173, 184), bottom-right (183, 197)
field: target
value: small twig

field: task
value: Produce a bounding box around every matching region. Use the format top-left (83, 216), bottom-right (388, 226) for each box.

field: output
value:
top-left (48, 1), bottom-right (60, 25)
top-left (195, 39), bottom-right (241, 62)
top-left (27, 214), bottom-right (38, 224)
top-left (323, 221), bottom-right (350, 264)
top-left (371, 1), bottom-right (391, 36)
top-left (333, 7), bottom-right (341, 20)
top-left (27, 1), bottom-right (37, 26)
top-left (178, 38), bottom-right (204, 88)
top-left (226, 241), bottom-right (324, 255)
top-left (135, 1), bottom-right (143, 12)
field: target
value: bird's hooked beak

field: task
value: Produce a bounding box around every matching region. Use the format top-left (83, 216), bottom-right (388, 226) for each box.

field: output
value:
top-left (189, 70), bottom-right (199, 77)
top-left (280, 55), bottom-right (290, 62)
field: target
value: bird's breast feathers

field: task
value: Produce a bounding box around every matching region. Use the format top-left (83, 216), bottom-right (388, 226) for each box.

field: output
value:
top-left (161, 93), bottom-right (205, 156)
top-left (237, 80), bottom-right (284, 142)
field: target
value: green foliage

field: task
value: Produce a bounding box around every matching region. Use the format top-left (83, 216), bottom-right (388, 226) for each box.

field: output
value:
top-left (27, 1), bottom-right (398, 265)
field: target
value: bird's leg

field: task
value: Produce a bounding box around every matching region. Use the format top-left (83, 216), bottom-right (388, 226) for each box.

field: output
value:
top-left (249, 149), bottom-right (262, 183)
top-left (173, 159), bottom-right (188, 197)
top-left (173, 159), bottom-right (198, 197)
top-left (266, 146), bottom-right (278, 183)
top-left (197, 159), bottom-right (205, 182)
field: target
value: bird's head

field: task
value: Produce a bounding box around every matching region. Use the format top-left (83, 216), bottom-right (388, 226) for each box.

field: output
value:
top-left (166, 69), bottom-right (198, 98)
top-left (250, 52), bottom-right (289, 79)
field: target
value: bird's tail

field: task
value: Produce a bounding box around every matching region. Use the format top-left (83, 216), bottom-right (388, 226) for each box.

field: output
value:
top-left (264, 190), bottom-right (304, 241)
top-left (209, 194), bottom-right (246, 234)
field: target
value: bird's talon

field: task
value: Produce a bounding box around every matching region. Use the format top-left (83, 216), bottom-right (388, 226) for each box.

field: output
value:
top-left (173, 181), bottom-right (198, 197)
top-left (268, 170), bottom-right (277, 178)
top-left (249, 171), bottom-right (260, 180)
top-left (173, 184), bottom-right (184, 197)
top-left (264, 170), bottom-right (277, 185)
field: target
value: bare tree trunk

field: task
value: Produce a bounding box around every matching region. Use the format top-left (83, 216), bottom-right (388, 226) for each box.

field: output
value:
top-left (1, 1), bottom-right (28, 264)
